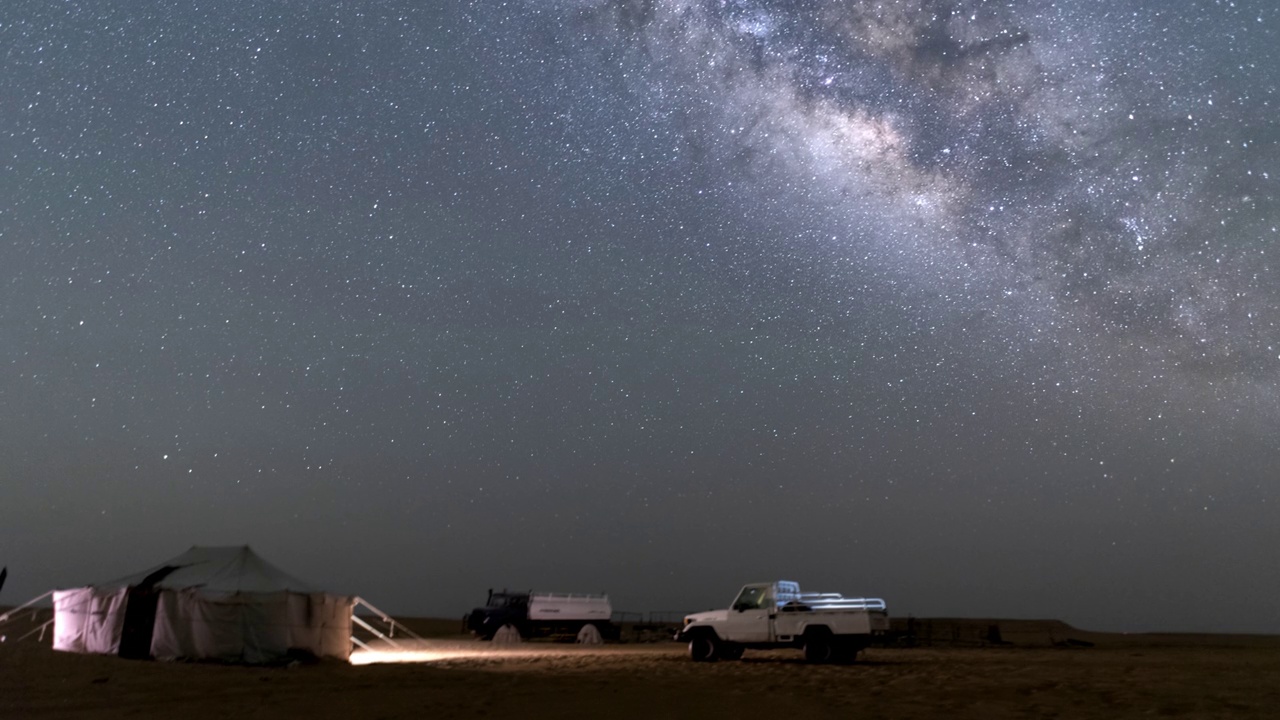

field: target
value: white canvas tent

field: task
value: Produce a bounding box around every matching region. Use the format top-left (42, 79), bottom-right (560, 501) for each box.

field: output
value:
top-left (52, 545), bottom-right (354, 663)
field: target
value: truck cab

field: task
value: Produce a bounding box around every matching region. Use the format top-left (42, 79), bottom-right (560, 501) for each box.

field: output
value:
top-left (465, 589), bottom-right (530, 640)
top-left (719, 583), bottom-right (779, 642)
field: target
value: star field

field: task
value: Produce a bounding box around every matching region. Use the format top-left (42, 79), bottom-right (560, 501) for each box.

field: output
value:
top-left (1, 1), bottom-right (1277, 632)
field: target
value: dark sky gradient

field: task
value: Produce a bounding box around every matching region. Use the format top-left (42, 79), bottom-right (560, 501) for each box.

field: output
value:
top-left (2, 1), bottom-right (1277, 633)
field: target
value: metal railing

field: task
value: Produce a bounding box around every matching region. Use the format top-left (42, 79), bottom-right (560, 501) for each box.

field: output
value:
top-left (349, 596), bottom-right (425, 652)
top-left (0, 590), bottom-right (56, 644)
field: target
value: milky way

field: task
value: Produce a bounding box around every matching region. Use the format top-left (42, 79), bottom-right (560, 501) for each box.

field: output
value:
top-left (524, 0), bottom-right (1280, 418)
top-left (1, 1), bottom-right (1277, 631)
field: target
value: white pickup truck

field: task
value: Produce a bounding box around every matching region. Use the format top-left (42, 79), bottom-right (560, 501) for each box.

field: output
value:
top-left (676, 581), bottom-right (888, 662)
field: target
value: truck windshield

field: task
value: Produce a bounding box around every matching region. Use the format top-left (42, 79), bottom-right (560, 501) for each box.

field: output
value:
top-left (732, 585), bottom-right (770, 610)
top-left (487, 594), bottom-right (525, 608)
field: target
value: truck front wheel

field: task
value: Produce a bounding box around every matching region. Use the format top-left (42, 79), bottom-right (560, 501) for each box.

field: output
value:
top-left (688, 634), bottom-right (720, 662)
top-left (492, 624), bottom-right (522, 644)
top-left (719, 643), bottom-right (744, 661)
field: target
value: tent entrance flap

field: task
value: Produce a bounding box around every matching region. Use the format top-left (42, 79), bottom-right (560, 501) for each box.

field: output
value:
top-left (118, 588), bottom-right (160, 659)
top-left (117, 565), bottom-right (180, 659)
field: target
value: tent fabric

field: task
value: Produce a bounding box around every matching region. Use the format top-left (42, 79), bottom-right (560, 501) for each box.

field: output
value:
top-left (149, 588), bottom-right (353, 663)
top-left (92, 545), bottom-right (320, 595)
top-left (52, 546), bottom-right (353, 663)
top-left (52, 586), bottom-right (129, 654)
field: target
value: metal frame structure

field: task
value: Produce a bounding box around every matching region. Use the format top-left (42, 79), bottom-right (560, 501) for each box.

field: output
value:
top-left (0, 590), bottom-right (56, 644)
top-left (350, 596), bottom-right (425, 653)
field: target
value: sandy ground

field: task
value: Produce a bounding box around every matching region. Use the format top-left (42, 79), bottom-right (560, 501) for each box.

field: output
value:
top-left (3, 617), bottom-right (1279, 719)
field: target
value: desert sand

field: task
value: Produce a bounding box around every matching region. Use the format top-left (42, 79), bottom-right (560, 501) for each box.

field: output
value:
top-left (3, 615), bottom-right (1279, 719)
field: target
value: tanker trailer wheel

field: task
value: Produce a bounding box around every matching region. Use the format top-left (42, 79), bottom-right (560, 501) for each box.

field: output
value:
top-left (493, 624), bottom-right (523, 644)
top-left (688, 633), bottom-right (721, 662)
top-left (576, 623), bottom-right (604, 644)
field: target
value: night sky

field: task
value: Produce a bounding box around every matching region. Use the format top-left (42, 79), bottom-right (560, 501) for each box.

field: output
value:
top-left (2, 1), bottom-right (1277, 634)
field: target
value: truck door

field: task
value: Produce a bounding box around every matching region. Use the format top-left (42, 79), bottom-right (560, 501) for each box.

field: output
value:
top-left (719, 584), bottom-right (774, 643)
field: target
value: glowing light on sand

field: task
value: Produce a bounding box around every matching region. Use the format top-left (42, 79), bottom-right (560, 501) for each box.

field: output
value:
top-left (349, 649), bottom-right (453, 665)
top-left (348, 644), bottom-right (504, 665)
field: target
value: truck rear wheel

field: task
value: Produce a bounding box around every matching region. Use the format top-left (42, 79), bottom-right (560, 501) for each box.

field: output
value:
top-left (832, 639), bottom-right (862, 664)
top-left (688, 634), bottom-right (720, 662)
top-left (803, 633), bottom-right (835, 663)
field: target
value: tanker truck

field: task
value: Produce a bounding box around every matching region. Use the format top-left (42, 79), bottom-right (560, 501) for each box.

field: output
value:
top-left (465, 588), bottom-right (617, 643)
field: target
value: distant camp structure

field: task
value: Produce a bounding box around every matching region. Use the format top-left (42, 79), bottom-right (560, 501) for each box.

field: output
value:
top-left (51, 546), bottom-right (356, 663)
